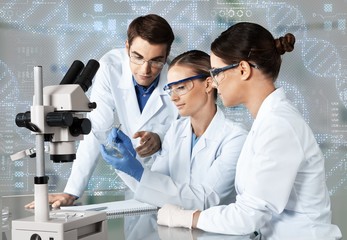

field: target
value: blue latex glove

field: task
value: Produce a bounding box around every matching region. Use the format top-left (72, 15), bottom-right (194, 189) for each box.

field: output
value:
top-left (101, 131), bottom-right (143, 181)
top-left (107, 128), bottom-right (136, 157)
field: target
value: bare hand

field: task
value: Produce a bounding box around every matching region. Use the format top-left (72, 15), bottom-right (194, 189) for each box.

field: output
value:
top-left (24, 193), bottom-right (77, 209)
top-left (133, 131), bottom-right (161, 158)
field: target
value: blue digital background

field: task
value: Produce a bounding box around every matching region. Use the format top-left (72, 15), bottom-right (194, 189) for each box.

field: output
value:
top-left (0, 0), bottom-right (346, 235)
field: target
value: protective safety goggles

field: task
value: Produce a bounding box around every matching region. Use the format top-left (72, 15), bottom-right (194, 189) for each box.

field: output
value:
top-left (209, 62), bottom-right (258, 87)
top-left (163, 74), bottom-right (209, 96)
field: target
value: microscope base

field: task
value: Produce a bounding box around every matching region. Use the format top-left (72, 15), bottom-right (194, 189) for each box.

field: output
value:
top-left (12, 210), bottom-right (107, 240)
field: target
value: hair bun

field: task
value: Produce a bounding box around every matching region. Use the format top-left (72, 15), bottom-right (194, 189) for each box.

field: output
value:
top-left (275, 33), bottom-right (296, 55)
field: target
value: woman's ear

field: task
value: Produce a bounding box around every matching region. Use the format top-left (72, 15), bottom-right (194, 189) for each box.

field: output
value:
top-left (239, 60), bottom-right (252, 81)
top-left (205, 76), bottom-right (214, 93)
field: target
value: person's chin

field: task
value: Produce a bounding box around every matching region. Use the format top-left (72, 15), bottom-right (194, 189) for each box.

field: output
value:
top-left (178, 109), bottom-right (188, 117)
top-left (219, 95), bottom-right (226, 105)
top-left (136, 76), bottom-right (154, 85)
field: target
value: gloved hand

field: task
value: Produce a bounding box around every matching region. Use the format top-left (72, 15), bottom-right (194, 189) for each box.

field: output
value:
top-left (100, 130), bottom-right (144, 181)
top-left (108, 128), bottom-right (136, 157)
top-left (157, 225), bottom-right (194, 240)
top-left (157, 204), bottom-right (198, 229)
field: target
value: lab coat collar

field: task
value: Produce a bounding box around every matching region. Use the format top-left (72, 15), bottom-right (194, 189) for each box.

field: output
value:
top-left (138, 87), bottom-right (164, 123)
top-left (257, 87), bottom-right (286, 116)
top-left (134, 65), bottom-right (170, 130)
top-left (203, 106), bottom-right (226, 141)
top-left (252, 87), bottom-right (286, 131)
top-left (114, 51), bottom-right (170, 131)
top-left (191, 106), bottom-right (226, 158)
top-left (118, 53), bottom-right (132, 89)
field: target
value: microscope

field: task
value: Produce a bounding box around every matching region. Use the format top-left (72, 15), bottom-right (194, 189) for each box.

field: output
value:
top-left (11, 60), bottom-right (108, 240)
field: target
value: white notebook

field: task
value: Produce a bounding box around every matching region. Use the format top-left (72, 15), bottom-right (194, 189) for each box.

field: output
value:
top-left (60, 199), bottom-right (158, 218)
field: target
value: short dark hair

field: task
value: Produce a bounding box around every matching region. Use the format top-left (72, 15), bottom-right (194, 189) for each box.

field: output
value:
top-left (211, 22), bottom-right (295, 81)
top-left (127, 14), bottom-right (175, 57)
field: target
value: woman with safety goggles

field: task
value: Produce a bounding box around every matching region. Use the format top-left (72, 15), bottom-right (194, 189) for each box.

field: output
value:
top-left (157, 22), bottom-right (342, 240)
top-left (101, 50), bottom-right (248, 210)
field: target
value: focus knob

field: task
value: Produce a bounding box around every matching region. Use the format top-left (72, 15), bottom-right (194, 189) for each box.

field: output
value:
top-left (46, 112), bottom-right (73, 127)
top-left (69, 118), bottom-right (91, 136)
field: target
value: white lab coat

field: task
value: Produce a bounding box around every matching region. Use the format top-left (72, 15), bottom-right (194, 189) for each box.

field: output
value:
top-left (64, 48), bottom-right (177, 197)
top-left (197, 88), bottom-right (342, 240)
top-left (124, 107), bottom-right (248, 210)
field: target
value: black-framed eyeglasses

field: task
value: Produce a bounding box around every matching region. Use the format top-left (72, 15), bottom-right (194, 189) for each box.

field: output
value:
top-left (130, 55), bottom-right (165, 69)
top-left (209, 62), bottom-right (259, 87)
top-left (163, 74), bottom-right (209, 96)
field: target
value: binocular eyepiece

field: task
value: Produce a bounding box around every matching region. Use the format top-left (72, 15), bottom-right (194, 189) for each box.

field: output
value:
top-left (14, 59), bottom-right (99, 163)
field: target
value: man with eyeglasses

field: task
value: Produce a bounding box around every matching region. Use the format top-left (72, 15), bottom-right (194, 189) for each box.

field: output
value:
top-left (25, 14), bottom-right (178, 209)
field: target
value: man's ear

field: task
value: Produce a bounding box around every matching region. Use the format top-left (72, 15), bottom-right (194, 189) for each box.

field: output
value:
top-left (125, 40), bottom-right (130, 52)
top-left (239, 60), bottom-right (252, 81)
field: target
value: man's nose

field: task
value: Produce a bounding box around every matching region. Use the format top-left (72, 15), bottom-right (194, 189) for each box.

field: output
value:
top-left (140, 61), bottom-right (151, 73)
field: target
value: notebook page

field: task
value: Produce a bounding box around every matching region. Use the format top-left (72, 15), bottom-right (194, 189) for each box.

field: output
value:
top-left (60, 199), bottom-right (158, 217)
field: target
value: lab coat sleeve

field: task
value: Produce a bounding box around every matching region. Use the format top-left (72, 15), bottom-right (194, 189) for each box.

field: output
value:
top-left (134, 123), bottom-right (247, 210)
top-left (63, 131), bottom-right (101, 197)
top-left (115, 171), bottom-right (139, 192)
top-left (64, 57), bottom-right (116, 197)
top-left (198, 126), bottom-right (247, 209)
top-left (197, 116), bottom-right (304, 235)
top-left (117, 124), bottom-right (173, 193)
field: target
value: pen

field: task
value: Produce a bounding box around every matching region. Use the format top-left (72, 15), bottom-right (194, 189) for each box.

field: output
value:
top-left (85, 206), bottom-right (108, 211)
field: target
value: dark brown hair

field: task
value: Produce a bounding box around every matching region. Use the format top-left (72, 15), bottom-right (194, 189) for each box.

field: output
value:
top-left (211, 22), bottom-right (295, 81)
top-left (169, 50), bottom-right (217, 99)
top-left (127, 14), bottom-right (175, 57)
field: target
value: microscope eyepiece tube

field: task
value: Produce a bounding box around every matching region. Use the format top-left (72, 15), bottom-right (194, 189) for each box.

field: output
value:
top-left (74, 59), bottom-right (100, 92)
top-left (60, 60), bottom-right (85, 85)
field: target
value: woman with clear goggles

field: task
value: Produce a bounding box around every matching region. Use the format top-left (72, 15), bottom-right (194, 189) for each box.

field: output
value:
top-left (101, 49), bottom-right (248, 210)
top-left (158, 22), bottom-right (342, 240)
top-left (133, 49), bottom-right (248, 210)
